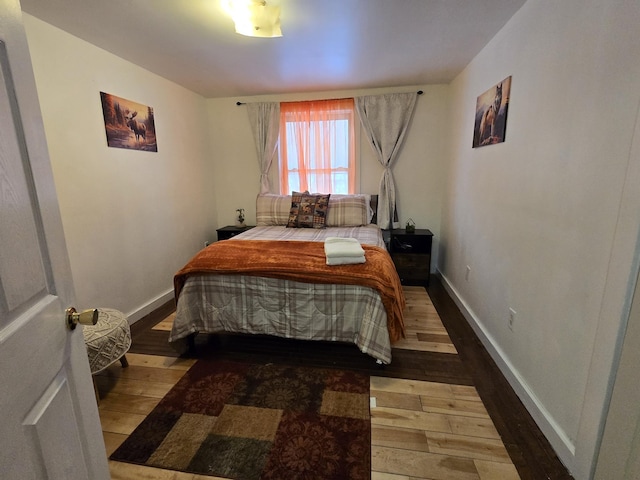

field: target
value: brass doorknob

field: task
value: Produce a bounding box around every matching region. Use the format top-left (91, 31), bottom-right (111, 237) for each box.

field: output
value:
top-left (66, 307), bottom-right (98, 330)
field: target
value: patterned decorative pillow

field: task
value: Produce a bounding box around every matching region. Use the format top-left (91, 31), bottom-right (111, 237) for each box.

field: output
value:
top-left (256, 194), bottom-right (292, 226)
top-left (286, 191), bottom-right (331, 228)
top-left (325, 194), bottom-right (370, 227)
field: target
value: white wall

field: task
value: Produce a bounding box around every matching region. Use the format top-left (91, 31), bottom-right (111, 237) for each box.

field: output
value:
top-left (23, 14), bottom-right (216, 322)
top-left (23, 3), bottom-right (640, 476)
top-left (205, 85), bottom-right (450, 269)
top-left (441, 0), bottom-right (640, 477)
top-left (23, 9), bottom-right (451, 320)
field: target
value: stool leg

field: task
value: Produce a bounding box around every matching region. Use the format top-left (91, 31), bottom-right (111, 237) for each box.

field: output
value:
top-left (119, 355), bottom-right (129, 368)
top-left (93, 377), bottom-right (100, 405)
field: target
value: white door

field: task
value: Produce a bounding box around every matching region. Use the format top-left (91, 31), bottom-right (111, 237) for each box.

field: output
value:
top-left (0, 0), bottom-right (109, 478)
top-left (594, 266), bottom-right (640, 479)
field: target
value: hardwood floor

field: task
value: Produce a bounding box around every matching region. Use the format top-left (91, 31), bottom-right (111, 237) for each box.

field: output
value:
top-left (99, 279), bottom-right (573, 479)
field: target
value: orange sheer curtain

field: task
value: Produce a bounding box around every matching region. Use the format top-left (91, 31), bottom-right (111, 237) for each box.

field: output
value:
top-left (279, 98), bottom-right (355, 194)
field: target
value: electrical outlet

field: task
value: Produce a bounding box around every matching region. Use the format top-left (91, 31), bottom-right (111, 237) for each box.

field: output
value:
top-left (508, 308), bottom-right (517, 331)
top-left (465, 265), bottom-right (471, 281)
top-left (204, 240), bottom-right (211, 247)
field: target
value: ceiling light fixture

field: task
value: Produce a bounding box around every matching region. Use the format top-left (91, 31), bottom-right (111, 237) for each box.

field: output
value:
top-left (221, 0), bottom-right (282, 38)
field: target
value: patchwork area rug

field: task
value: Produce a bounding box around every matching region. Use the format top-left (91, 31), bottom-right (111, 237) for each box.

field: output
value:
top-left (110, 359), bottom-right (371, 480)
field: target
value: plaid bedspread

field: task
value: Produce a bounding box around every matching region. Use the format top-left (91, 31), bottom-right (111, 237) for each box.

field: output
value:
top-left (234, 224), bottom-right (386, 248)
top-left (170, 226), bottom-right (403, 364)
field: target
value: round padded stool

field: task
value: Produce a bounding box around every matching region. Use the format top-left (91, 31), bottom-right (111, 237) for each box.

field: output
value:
top-left (83, 308), bottom-right (132, 375)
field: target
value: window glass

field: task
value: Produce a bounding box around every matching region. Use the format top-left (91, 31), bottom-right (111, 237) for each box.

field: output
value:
top-left (279, 98), bottom-right (355, 194)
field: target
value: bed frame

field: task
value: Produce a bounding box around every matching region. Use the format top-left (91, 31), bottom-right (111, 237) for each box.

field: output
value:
top-left (175, 193), bottom-right (401, 363)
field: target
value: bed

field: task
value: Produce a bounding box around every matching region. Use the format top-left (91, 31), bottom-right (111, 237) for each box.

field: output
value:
top-left (170, 193), bottom-right (406, 364)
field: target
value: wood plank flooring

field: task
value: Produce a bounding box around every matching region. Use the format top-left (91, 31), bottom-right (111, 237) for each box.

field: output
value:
top-left (99, 279), bottom-right (572, 480)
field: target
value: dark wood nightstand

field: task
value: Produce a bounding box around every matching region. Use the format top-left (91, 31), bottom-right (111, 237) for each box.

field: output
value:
top-left (389, 228), bottom-right (433, 286)
top-left (216, 225), bottom-right (255, 241)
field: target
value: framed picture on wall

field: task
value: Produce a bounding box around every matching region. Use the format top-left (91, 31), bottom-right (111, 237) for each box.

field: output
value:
top-left (100, 92), bottom-right (158, 152)
top-left (472, 76), bottom-right (511, 148)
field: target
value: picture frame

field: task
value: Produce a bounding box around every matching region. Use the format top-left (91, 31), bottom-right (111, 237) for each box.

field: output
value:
top-left (472, 76), bottom-right (511, 148)
top-left (100, 92), bottom-right (157, 152)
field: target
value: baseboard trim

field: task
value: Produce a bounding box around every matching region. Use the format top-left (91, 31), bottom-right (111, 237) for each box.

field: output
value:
top-left (126, 288), bottom-right (174, 325)
top-left (437, 270), bottom-right (576, 472)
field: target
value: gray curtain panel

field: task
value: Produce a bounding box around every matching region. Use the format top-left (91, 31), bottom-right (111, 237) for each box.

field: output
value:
top-left (247, 102), bottom-right (280, 194)
top-left (355, 93), bottom-right (417, 229)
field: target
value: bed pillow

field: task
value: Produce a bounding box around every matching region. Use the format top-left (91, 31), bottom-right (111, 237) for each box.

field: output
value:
top-left (325, 194), bottom-right (370, 227)
top-left (257, 193), bottom-right (373, 226)
top-left (256, 194), bottom-right (292, 226)
top-left (286, 191), bottom-right (331, 229)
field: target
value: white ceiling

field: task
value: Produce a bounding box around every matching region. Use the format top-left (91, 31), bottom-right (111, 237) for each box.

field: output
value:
top-left (21, 0), bottom-right (527, 99)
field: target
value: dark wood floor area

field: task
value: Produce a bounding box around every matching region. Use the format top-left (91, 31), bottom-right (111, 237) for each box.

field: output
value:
top-left (129, 276), bottom-right (573, 480)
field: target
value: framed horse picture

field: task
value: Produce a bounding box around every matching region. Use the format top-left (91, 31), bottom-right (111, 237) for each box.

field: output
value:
top-left (472, 76), bottom-right (512, 148)
top-left (100, 92), bottom-right (158, 152)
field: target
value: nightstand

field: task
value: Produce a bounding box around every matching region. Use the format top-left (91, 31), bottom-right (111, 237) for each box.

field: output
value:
top-left (389, 229), bottom-right (433, 286)
top-left (216, 225), bottom-right (255, 241)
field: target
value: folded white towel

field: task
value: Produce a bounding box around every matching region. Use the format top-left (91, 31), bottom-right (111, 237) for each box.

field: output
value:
top-left (324, 237), bottom-right (365, 258)
top-left (324, 237), bottom-right (360, 244)
top-left (326, 255), bottom-right (366, 266)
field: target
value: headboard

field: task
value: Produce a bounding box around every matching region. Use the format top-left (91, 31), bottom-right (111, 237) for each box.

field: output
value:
top-left (369, 194), bottom-right (398, 228)
top-left (370, 194), bottom-right (378, 225)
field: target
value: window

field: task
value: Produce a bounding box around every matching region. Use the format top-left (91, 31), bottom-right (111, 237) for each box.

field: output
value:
top-left (279, 98), bottom-right (355, 194)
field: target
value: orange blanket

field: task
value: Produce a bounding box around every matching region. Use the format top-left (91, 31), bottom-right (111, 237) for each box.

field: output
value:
top-left (174, 240), bottom-right (406, 343)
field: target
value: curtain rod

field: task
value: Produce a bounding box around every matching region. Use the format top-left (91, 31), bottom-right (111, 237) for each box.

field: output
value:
top-left (235, 90), bottom-right (423, 106)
